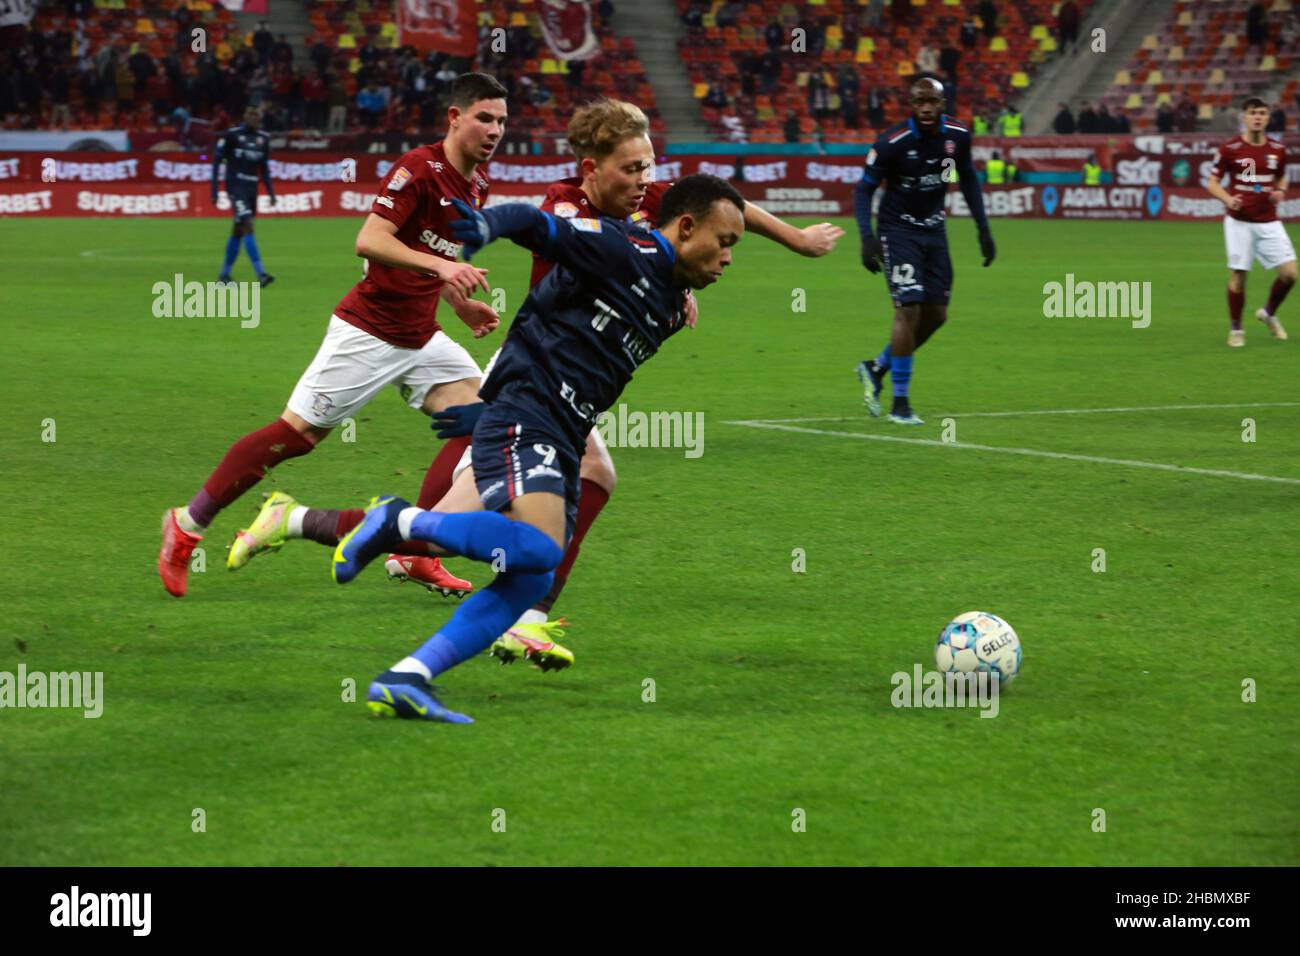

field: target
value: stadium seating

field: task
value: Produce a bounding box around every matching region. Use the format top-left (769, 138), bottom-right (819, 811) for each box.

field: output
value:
top-left (1097, 0), bottom-right (1300, 131)
top-left (675, 0), bottom-right (1093, 142)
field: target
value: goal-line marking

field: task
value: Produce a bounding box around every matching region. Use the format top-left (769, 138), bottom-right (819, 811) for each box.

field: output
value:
top-left (741, 401), bottom-right (1300, 424)
top-left (721, 420), bottom-right (1300, 486)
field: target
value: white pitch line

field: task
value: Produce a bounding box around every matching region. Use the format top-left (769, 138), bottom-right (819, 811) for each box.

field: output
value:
top-left (722, 420), bottom-right (1300, 486)
top-left (739, 402), bottom-right (1300, 424)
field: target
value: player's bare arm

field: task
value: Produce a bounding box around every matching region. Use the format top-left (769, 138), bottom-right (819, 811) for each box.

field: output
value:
top-left (1206, 176), bottom-right (1243, 211)
top-left (355, 213), bottom-right (489, 297)
top-left (439, 284), bottom-right (500, 339)
top-left (742, 201), bottom-right (844, 256)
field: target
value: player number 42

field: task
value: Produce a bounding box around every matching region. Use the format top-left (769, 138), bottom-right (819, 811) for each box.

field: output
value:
top-left (891, 263), bottom-right (916, 286)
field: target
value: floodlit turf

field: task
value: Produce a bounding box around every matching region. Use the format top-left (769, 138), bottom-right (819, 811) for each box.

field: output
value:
top-left (1, 216), bottom-right (1296, 866)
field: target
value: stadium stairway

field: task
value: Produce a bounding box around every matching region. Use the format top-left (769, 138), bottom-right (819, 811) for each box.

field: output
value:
top-left (609, 0), bottom-right (710, 141)
top-left (1062, 0), bottom-right (1178, 126)
top-left (232, 2), bottom-right (314, 59)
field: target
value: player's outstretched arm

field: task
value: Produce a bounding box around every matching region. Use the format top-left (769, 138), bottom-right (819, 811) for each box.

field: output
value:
top-left (210, 136), bottom-right (224, 202)
top-left (355, 213), bottom-right (489, 298)
top-left (742, 201), bottom-right (844, 257)
top-left (450, 199), bottom-right (625, 276)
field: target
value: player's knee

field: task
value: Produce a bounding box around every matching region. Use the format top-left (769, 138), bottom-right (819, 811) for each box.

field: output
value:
top-left (508, 520), bottom-right (565, 573)
top-left (580, 441), bottom-right (617, 493)
top-left (495, 569), bottom-right (555, 610)
top-left (1279, 263), bottom-right (1297, 284)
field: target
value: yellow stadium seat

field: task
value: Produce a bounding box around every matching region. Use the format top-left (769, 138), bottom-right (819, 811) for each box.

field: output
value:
top-left (855, 48), bottom-right (873, 63)
top-left (1169, 46), bottom-right (1184, 60)
top-left (860, 36), bottom-right (875, 51)
top-left (1178, 11), bottom-right (1193, 26)
top-left (1114, 69), bottom-right (1131, 85)
top-left (1030, 24), bottom-right (1048, 40)
top-left (1209, 67), bottom-right (1225, 84)
top-left (136, 18), bottom-right (154, 34)
top-left (1155, 91), bottom-right (1173, 106)
top-left (1220, 33), bottom-right (1237, 48)
top-left (348, 57), bottom-right (361, 73)
top-left (1039, 36), bottom-right (1057, 53)
top-left (339, 33), bottom-right (357, 49)
top-left (510, 12), bottom-right (528, 27)
top-left (1260, 54), bottom-right (1277, 71)
top-left (944, 0), bottom-right (961, 5)
top-left (1146, 69), bottom-right (1163, 84)
top-left (380, 22), bottom-right (397, 38)
top-left (826, 25), bottom-right (842, 41)
top-left (693, 82), bottom-right (708, 98)
top-left (1141, 34), bottom-right (1158, 50)
top-left (989, 36), bottom-right (1008, 51)
top-left (1198, 103), bottom-right (1214, 119)
top-left (1011, 71), bottom-right (1029, 88)
top-left (540, 58), bottom-right (560, 74)
top-left (1125, 92), bottom-right (1143, 109)
top-left (898, 60), bottom-right (915, 75)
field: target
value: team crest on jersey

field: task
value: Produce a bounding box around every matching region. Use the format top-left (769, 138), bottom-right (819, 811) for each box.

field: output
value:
top-left (571, 218), bottom-right (602, 232)
top-left (944, 139), bottom-right (955, 155)
top-left (428, 161), bottom-right (444, 172)
top-left (554, 201), bottom-right (580, 218)
top-left (388, 166), bottom-right (412, 192)
top-left (375, 196), bottom-right (394, 208)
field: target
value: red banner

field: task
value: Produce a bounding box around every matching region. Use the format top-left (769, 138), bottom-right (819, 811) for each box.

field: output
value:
top-left (3, 152), bottom-right (1298, 221)
top-left (398, 0), bottom-right (476, 57)
top-left (538, 0), bottom-right (601, 61)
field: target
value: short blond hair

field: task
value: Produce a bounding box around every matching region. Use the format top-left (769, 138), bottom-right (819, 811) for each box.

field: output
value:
top-left (567, 99), bottom-right (650, 160)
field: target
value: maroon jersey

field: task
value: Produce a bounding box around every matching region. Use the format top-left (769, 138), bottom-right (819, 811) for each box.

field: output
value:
top-left (529, 178), bottom-right (672, 288)
top-left (335, 142), bottom-right (490, 348)
top-left (1211, 135), bottom-right (1287, 223)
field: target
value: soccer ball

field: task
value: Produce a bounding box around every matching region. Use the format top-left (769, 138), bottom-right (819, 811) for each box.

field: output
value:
top-left (935, 612), bottom-right (1022, 685)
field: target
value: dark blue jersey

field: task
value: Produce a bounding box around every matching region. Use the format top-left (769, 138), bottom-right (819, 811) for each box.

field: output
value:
top-left (856, 115), bottom-right (987, 237)
top-left (212, 124), bottom-right (273, 194)
top-left (478, 210), bottom-right (690, 450)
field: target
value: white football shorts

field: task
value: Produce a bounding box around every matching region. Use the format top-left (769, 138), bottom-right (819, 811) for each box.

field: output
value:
top-left (287, 316), bottom-right (482, 428)
top-left (1224, 216), bottom-right (1296, 271)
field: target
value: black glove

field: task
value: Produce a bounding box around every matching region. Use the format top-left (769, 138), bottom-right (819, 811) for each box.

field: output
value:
top-left (430, 402), bottom-right (485, 439)
top-left (860, 233), bottom-right (884, 273)
top-left (448, 198), bottom-right (491, 261)
top-left (979, 229), bottom-right (996, 267)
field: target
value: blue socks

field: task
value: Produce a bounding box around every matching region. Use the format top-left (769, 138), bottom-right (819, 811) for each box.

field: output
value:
top-left (411, 571), bottom-right (555, 678)
top-left (892, 354), bottom-right (913, 399)
top-left (242, 233), bottom-right (265, 277)
top-left (408, 510), bottom-right (564, 573)
top-left (875, 343), bottom-right (892, 371)
top-left (221, 235), bottom-right (240, 277)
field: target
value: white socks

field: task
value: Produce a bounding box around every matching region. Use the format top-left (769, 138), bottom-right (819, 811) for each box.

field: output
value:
top-left (397, 507), bottom-right (422, 541)
top-left (174, 507), bottom-right (205, 534)
top-left (287, 506), bottom-right (307, 538)
top-left (391, 657), bottom-right (433, 680)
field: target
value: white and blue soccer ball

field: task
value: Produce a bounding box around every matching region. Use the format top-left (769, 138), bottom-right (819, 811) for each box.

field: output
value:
top-left (935, 611), bottom-right (1022, 685)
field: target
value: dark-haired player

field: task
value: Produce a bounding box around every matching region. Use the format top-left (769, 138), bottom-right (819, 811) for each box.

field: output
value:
top-left (213, 105), bottom-right (276, 286)
top-left (158, 74), bottom-right (506, 598)
top-left (853, 77), bottom-right (995, 424)
top-left (1207, 97), bottom-right (1293, 347)
top-left (330, 173), bottom-right (746, 723)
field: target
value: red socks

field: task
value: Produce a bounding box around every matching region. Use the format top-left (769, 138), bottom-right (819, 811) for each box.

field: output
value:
top-left (1265, 277), bottom-right (1294, 317)
top-left (534, 478), bottom-right (610, 614)
top-left (1227, 287), bottom-right (1245, 330)
top-left (417, 434), bottom-right (472, 508)
top-left (188, 418), bottom-right (314, 527)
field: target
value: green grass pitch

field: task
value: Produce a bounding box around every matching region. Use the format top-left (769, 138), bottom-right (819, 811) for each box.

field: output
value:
top-left (0, 215), bottom-right (1296, 866)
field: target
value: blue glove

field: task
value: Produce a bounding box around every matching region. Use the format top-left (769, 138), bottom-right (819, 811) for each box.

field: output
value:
top-left (430, 401), bottom-right (485, 439)
top-left (448, 198), bottom-right (492, 261)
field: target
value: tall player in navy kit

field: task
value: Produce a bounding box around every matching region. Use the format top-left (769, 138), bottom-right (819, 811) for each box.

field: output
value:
top-left (329, 174), bottom-right (745, 723)
top-left (853, 78), bottom-right (995, 424)
top-left (212, 105), bottom-right (277, 287)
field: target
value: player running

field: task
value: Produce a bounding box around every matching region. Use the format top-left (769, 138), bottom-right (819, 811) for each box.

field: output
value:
top-left (227, 99), bottom-right (842, 670)
top-left (1206, 97), bottom-right (1293, 347)
top-left (158, 73), bottom-right (506, 599)
top-left (332, 173), bottom-right (747, 723)
top-left (852, 77), bottom-right (995, 424)
top-left (213, 106), bottom-right (277, 287)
